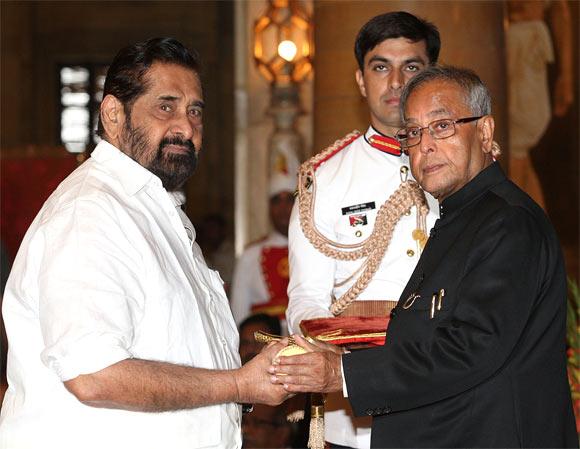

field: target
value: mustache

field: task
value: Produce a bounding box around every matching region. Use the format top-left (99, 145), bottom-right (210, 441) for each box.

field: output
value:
top-left (159, 136), bottom-right (196, 154)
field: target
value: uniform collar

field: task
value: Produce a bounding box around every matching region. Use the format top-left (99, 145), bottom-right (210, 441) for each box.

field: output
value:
top-left (268, 230), bottom-right (289, 246)
top-left (91, 140), bottom-right (162, 196)
top-left (438, 162), bottom-right (506, 220)
top-left (364, 126), bottom-right (402, 157)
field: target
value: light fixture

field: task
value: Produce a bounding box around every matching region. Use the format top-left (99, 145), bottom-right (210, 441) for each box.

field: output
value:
top-left (253, 0), bottom-right (314, 186)
top-left (254, 0), bottom-right (313, 86)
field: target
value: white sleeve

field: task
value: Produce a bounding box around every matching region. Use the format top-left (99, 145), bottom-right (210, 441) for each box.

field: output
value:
top-left (229, 248), bottom-right (256, 326)
top-left (286, 201), bottom-right (335, 334)
top-left (38, 198), bottom-right (141, 381)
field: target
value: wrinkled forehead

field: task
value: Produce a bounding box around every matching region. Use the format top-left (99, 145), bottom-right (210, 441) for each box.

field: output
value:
top-left (404, 80), bottom-right (470, 121)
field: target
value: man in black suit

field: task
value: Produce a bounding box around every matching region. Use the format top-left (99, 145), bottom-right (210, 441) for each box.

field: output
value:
top-left (269, 65), bottom-right (578, 448)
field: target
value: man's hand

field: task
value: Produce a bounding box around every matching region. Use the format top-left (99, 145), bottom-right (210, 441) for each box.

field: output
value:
top-left (268, 335), bottom-right (344, 394)
top-left (234, 340), bottom-right (291, 406)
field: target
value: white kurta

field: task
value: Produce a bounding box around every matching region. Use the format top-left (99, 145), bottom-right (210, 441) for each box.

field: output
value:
top-left (286, 127), bottom-right (439, 448)
top-left (0, 140), bottom-right (242, 449)
top-left (230, 231), bottom-right (288, 327)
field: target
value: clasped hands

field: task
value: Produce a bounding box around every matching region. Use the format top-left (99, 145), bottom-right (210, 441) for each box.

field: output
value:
top-left (268, 336), bottom-right (345, 394)
top-left (236, 335), bottom-right (344, 407)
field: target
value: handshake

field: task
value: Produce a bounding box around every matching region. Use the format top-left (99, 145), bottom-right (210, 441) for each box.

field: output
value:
top-left (233, 335), bottom-right (345, 406)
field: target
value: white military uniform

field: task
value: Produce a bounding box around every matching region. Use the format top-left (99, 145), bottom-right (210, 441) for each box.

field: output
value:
top-left (286, 126), bottom-right (439, 448)
top-left (230, 230), bottom-right (288, 327)
top-left (230, 174), bottom-right (296, 332)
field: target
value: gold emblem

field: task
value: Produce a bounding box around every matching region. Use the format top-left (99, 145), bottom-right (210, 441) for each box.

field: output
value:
top-left (412, 229), bottom-right (428, 249)
top-left (277, 256), bottom-right (289, 278)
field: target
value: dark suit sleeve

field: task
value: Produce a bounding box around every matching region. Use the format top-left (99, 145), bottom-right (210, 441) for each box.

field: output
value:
top-left (343, 206), bottom-right (553, 415)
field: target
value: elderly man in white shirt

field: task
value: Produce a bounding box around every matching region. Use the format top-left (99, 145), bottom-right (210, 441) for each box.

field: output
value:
top-left (0, 37), bottom-right (287, 449)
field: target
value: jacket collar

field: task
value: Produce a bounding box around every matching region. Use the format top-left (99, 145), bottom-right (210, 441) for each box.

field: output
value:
top-left (364, 126), bottom-right (402, 157)
top-left (438, 162), bottom-right (506, 221)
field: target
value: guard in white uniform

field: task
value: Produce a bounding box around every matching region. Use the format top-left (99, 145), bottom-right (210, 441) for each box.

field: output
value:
top-left (286, 12), bottom-right (441, 449)
top-left (231, 174), bottom-right (296, 331)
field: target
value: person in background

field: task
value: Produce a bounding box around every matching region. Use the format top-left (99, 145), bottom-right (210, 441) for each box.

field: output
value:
top-left (506, 0), bottom-right (574, 209)
top-left (231, 174), bottom-right (295, 331)
top-left (239, 314), bottom-right (282, 364)
top-left (198, 213), bottom-right (236, 293)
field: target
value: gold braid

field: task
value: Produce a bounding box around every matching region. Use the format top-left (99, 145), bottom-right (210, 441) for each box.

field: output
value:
top-left (297, 131), bottom-right (430, 316)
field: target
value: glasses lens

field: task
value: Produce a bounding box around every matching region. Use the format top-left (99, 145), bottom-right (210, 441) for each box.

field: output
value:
top-left (430, 119), bottom-right (455, 139)
top-left (404, 127), bottom-right (421, 147)
top-left (395, 129), bottom-right (408, 142)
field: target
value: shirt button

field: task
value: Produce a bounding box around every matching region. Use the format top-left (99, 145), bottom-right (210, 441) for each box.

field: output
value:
top-left (407, 249), bottom-right (415, 257)
top-left (355, 230), bottom-right (362, 238)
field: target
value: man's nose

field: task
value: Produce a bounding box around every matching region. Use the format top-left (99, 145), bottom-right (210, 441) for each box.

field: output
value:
top-left (170, 111), bottom-right (195, 140)
top-left (389, 69), bottom-right (404, 91)
top-left (419, 128), bottom-right (436, 154)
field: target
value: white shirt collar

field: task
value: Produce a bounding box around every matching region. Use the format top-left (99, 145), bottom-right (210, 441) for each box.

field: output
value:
top-left (91, 140), bottom-right (162, 196)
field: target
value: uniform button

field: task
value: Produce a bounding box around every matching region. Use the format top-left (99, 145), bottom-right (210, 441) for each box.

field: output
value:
top-left (355, 230), bottom-right (362, 238)
top-left (406, 249), bottom-right (415, 257)
top-left (404, 209), bottom-right (411, 216)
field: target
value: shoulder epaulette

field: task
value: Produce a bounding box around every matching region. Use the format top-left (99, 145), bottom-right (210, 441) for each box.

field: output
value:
top-left (309, 131), bottom-right (362, 171)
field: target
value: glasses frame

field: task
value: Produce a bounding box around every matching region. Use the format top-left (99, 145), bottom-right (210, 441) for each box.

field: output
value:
top-left (396, 116), bottom-right (483, 149)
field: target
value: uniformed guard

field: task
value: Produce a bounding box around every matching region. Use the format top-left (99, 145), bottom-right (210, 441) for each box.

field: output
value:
top-left (286, 12), bottom-right (441, 449)
top-left (230, 173), bottom-right (296, 332)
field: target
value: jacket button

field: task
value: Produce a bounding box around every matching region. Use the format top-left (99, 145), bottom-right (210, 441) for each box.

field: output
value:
top-left (365, 408), bottom-right (373, 416)
top-left (385, 406), bottom-right (392, 414)
top-left (390, 310), bottom-right (397, 319)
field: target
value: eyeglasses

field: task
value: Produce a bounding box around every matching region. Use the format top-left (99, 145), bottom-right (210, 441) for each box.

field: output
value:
top-left (395, 116), bottom-right (482, 149)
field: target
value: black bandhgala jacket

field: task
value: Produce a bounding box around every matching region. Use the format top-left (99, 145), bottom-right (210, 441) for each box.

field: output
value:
top-left (343, 162), bottom-right (578, 448)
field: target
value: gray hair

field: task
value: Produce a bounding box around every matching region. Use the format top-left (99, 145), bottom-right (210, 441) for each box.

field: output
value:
top-left (400, 65), bottom-right (492, 120)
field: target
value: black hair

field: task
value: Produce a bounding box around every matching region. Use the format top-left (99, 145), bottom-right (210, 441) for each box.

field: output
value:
top-left (354, 11), bottom-right (440, 70)
top-left (239, 313), bottom-right (282, 336)
top-left (96, 37), bottom-right (201, 138)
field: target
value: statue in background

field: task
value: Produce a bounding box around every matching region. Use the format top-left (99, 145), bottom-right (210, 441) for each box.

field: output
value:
top-left (507, 0), bottom-right (574, 209)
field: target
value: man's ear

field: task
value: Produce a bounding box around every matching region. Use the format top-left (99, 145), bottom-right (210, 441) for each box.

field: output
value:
top-left (100, 94), bottom-right (126, 146)
top-left (355, 69), bottom-right (367, 98)
top-left (479, 115), bottom-right (495, 154)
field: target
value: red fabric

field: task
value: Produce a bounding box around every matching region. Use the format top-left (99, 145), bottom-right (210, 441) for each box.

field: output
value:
top-left (300, 316), bottom-right (390, 347)
top-left (367, 134), bottom-right (402, 156)
top-left (255, 246), bottom-right (290, 319)
top-left (1, 155), bottom-right (78, 259)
